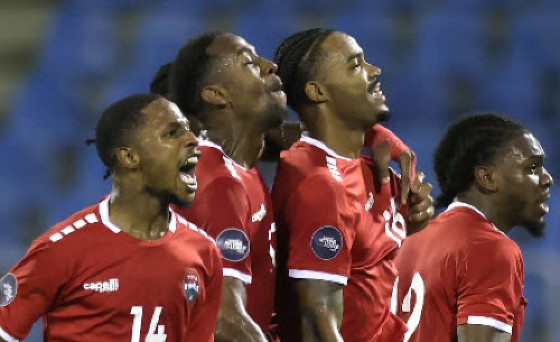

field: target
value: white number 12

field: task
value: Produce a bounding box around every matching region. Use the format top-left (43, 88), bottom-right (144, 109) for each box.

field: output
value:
top-left (130, 306), bottom-right (167, 342)
top-left (390, 273), bottom-right (425, 342)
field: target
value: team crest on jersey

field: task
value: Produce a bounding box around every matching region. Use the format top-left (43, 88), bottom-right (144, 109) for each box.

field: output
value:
top-left (185, 272), bottom-right (199, 303)
top-left (216, 228), bottom-right (250, 262)
top-left (0, 273), bottom-right (17, 307)
top-left (310, 226), bottom-right (343, 260)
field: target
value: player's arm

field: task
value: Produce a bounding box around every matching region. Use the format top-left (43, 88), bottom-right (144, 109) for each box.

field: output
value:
top-left (294, 279), bottom-right (344, 342)
top-left (215, 277), bottom-right (268, 342)
top-left (457, 324), bottom-right (511, 342)
top-left (456, 240), bottom-right (523, 342)
top-left (0, 240), bottom-right (67, 342)
top-left (186, 177), bottom-right (268, 341)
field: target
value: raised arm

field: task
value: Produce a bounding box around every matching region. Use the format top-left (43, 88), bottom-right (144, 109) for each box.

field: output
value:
top-left (294, 279), bottom-right (344, 342)
top-left (215, 277), bottom-right (268, 342)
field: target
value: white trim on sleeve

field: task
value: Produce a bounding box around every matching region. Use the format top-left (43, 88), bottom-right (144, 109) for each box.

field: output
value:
top-left (289, 269), bottom-right (348, 285)
top-left (223, 268), bottom-right (252, 284)
top-left (466, 316), bottom-right (512, 334)
top-left (0, 325), bottom-right (19, 342)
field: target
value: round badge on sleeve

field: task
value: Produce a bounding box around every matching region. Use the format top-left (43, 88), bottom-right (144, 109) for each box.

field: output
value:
top-left (216, 228), bottom-right (251, 262)
top-left (0, 273), bottom-right (18, 307)
top-left (310, 226), bottom-right (344, 260)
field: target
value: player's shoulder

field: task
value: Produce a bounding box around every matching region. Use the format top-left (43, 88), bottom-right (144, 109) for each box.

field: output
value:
top-left (173, 212), bottom-right (217, 247)
top-left (35, 203), bottom-right (103, 247)
top-left (197, 144), bottom-right (248, 184)
top-left (278, 139), bottom-right (333, 171)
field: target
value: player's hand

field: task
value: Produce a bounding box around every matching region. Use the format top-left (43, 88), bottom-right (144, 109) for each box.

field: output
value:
top-left (398, 150), bottom-right (415, 205)
top-left (407, 172), bottom-right (434, 235)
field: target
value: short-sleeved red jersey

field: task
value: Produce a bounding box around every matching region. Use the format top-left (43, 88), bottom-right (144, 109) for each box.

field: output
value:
top-left (175, 140), bottom-right (276, 333)
top-left (272, 136), bottom-right (408, 342)
top-left (0, 197), bottom-right (222, 342)
top-left (394, 202), bottom-right (526, 342)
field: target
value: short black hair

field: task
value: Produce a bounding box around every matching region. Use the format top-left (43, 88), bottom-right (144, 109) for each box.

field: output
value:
top-left (434, 112), bottom-right (527, 208)
top-left (150, 62), bottom-right (172, 97)
top-left (168, 31), bottom-right (224, 120)
top-left (274, 28), bottom-right (335, 111)
top-left (94, 93), bottom-right (161, 177)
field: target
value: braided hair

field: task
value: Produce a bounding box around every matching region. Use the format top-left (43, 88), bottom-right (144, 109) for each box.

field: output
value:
top-left (434, 113), bottom-right (527, 208)
top-left (274, 28), bottom-right (335, 111)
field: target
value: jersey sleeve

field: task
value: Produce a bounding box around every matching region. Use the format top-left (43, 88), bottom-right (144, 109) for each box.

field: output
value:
top-left (0, 239), bottom-right (68, 341)
top-left (456, 239), bottom-right (524, 334)
top-left (364, 124), bottom-right (412, 160)
top-left (281, 175), bottom-right (354, 285)
top-left (187, 244), bottom-right (223, 342)
top-left (188, 176), bottom-right (253, 284)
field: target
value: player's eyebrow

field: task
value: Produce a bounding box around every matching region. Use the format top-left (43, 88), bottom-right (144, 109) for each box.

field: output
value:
top-left (236, 46), bottom-right (256, 57)
top-left (346, 52), bottom-right (363, 63)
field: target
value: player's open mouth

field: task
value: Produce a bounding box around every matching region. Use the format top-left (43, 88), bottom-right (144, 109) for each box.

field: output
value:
top-left (537, 193), bottom-right (550, 214)
top-left (179, 155), bottom-right (198, 191)
top-left (368, 81), bottom-right (385, 101)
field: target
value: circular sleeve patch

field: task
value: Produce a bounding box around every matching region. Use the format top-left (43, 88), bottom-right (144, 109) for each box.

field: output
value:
top-left (310, 226), bottom-right (344, 260)
top-left (216, 228), bottom-right (251, 262)
top-left (0, 273), bottom-right (18, 307)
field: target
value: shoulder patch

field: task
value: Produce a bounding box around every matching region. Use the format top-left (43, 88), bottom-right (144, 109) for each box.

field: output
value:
top-left (216, 228), bottom-right (250, 261)
top-left (0, 273), bottom-right (17, 307)
top-left (310, 226), bottom-right (343, 260)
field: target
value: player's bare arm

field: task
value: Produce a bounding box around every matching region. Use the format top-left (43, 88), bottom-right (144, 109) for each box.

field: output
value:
top-left (457, 324), bottom-right (512, 342)
top-left (294, 279), bottom-right (344, 342)
top-left (214, 277), bottom-right (268, 342)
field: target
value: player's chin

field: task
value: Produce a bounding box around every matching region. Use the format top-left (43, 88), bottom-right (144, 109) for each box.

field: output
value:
top-left (523, 217), bottom-right (546, 238)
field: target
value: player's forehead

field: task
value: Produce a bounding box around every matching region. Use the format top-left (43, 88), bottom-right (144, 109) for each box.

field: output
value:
top-left (501, 132), bottom-right (545, 162)
top-left (319, 32), bottom-right (363, 64)
top-left (206, 34), bottom-right (257, 59)
top-left (141, 98), bottom-right (187, 127)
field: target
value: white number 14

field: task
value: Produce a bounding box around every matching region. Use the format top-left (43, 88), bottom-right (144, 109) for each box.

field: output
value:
top-left (130, 306), bottom-right (167, 342)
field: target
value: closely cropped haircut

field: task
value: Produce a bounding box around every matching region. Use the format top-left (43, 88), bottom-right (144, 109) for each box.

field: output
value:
top-left (93, 93), bottom-right (161, 178)
top-left (434, 112), bottom-right (527, 208)
top-left (168, 31), bottom-right (224, 119)
top-left (274, 28), bottom-right (335, 110)
top-left (150, 62), bottom-right (172, 97)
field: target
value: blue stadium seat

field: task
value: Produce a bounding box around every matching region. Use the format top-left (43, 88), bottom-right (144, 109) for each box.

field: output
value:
top-left (329, 13), bottom-right (394, 70)
top-left (234, 8), bottom-right (301, 60)
top-left (34, 7), bottom-right (117, 82)
top-left (510, 11), bottom-right (560, 70)
top-left (415, 11), bottom-right (486, 76)
top-left (133, 10), bottom-right (205, 73)
top-left (477, 66), bottom-right (540, 122)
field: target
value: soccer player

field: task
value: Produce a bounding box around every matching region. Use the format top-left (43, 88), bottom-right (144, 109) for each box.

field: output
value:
top-left (164, 32), bottom-right (286, 341)
top-left (394, 113), bottom-right (553, 342)
top-left (0, 94), bottom-right (223, 342)
top-left (272, 28), bottom-right (434, 341)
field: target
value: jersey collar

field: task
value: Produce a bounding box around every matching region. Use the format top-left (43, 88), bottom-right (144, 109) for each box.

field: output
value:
top-left (198, 138), bottom-right (248, 171)
top-left (300, 136), bottom-right (352, 161)
top-left (99, 196), bottom-right (177, 234)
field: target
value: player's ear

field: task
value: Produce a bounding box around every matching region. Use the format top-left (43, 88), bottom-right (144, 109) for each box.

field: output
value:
top-left (201, 84), bottom-right (229, 107)
top-left (304, 81), bottom-right (330, 103)
top-left (474, 166), bottom-right (496, 192)
top-left (115, 147), bottom-right (140, 170)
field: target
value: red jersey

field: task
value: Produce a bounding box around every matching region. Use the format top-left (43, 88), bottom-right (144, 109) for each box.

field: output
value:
top-left (175, 140), bottom-right (277, 333)
top-left (394, 202), bottom-right (526, 342)
top-left (272, 136), bottom-right (408, 342)
top-left (0, 197), bottom-right (222, 342)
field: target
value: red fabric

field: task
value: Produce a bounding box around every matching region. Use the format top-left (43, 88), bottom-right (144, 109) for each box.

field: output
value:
top-left (395, 206), bottom-right (526, 341)
top-left (272, 137), bottom-right (408, 341)
top-left (175, 144), bottom-right (276, 334)
top-left (0, 199), bottom-right (222, 341)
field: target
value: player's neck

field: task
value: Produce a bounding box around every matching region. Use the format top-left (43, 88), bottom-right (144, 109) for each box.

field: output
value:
top-left (108, 185), bottom-right (170, 240)
top-left (456, 193), bottom-right (513, 234)
top-left (306, 117), bottom-right (364, 159)
top-left (205, 124), bottom-right (264, 168)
